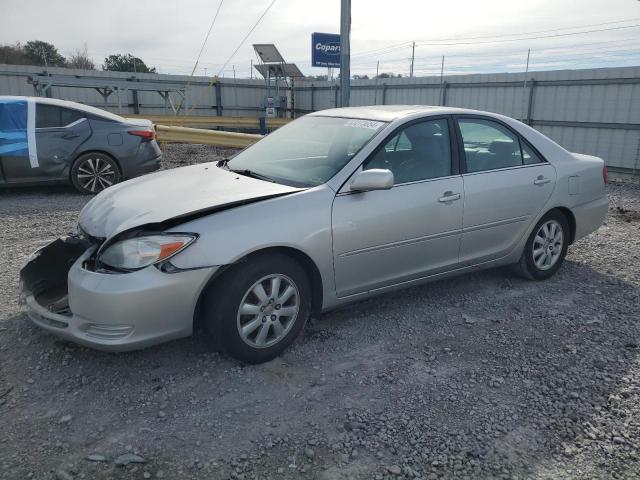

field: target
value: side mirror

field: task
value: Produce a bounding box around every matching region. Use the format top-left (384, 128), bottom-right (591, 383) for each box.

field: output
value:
top-left (349, 169), bottom-right (394, 192)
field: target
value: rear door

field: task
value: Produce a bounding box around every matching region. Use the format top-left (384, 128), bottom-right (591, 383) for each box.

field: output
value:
top-left (332, 117), bottom-right (464, 297)
top-left (2, 103), bottom-right (91, 183)
top-left (455, 116), bottom-right (556, 265)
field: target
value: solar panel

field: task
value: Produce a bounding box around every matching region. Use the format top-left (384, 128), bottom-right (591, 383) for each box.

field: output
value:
top-left (254, 63), bottom-right (304, 79)
top-left (253, 44), bottom-right (284, 63)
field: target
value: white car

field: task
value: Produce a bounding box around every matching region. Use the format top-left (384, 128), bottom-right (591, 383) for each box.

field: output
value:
top-left (21, 106), bottom-right (608, 363)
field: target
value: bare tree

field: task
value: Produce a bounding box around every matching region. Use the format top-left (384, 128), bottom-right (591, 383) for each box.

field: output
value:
top-left (67, 44), bottom-right (95, 70)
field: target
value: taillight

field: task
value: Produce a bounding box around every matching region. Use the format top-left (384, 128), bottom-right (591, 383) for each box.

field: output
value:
top-left (603, 164), bottom-right (608, 184)
top-left (128, 129), bottom-right (155, 142)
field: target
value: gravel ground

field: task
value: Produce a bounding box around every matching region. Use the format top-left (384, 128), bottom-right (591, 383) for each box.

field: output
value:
top-left (1, 144), bottom-right (639, 480)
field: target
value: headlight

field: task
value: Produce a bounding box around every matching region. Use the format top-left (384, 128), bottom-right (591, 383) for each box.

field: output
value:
top-left (98, 234), bottom-right (197, 270)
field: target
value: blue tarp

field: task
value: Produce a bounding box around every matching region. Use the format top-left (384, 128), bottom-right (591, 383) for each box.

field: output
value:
top-left (0, 98), bottom-right (28, 156)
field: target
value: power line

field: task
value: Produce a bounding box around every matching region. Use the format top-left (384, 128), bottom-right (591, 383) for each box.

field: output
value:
top-left (414, 17), bottom-right (640, 43)
top-left (189, 0), bottom-right (225, 77)
top-left (415, 24), bottom-right (640, 47)
top-left (173, 0), bottom-right (226, 115)
top-left (350, 36), bottom-right (640, 68)
top-left (350, 17), bottom-right (640, 60)
top-left (214, 0), bottom-right (277, 78)
top-left (185, 0), bottom-right (277, 115)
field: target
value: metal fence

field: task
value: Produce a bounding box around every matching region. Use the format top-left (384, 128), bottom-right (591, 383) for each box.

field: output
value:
top-left (1, 63), bottom-right (639, 173)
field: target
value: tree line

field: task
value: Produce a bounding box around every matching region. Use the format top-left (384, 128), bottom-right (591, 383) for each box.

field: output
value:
top-left (1, 40), bottom-right (404, 79)
top-left (0, 40), bottom-right (156, 73)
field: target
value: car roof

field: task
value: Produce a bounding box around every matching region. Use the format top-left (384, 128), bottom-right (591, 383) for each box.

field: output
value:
top-left (310, 105), bottom-right (501, 122)
top-left (0, 95), bottom-right (127, 123)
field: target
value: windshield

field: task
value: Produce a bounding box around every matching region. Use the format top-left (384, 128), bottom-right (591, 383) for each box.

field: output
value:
top-left (227, 116), bottom-right (387, 187)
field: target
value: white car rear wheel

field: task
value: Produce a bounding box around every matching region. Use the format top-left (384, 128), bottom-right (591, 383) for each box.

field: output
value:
top-left (512, 210), bottom-right (570, 281)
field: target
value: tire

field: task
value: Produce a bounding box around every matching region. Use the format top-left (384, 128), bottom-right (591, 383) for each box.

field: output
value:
top-left (70, 152), bottom-right (121, 194)
top-left (511, 210), bottom-right (570, 280)
top-left (201, 253), bottom-right (312, 364)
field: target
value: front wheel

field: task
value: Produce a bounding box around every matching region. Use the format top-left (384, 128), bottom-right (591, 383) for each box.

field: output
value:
top-left (70, 153), bottom-right (121, 194)
top-left (512, 210), bottom-right (570, 280)
top-left (202, 253), bottom-right (312, 364)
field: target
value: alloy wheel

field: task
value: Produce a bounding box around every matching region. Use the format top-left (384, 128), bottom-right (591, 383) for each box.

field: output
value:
top-left (236, 274), bottom-right (300, 349)
top-left (76, 157), bottom-right (117, 192)
top-left (532, 219), bottom-right (564, 270)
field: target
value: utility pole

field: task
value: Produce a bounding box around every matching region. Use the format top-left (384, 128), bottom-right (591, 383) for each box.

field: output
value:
top-left (438, 56), bottom-right (445, 105)
top-left (410, 41), bottom-right (415, 78)
top-left (233, 65), bottom-right (236, 80)
top-left (40, 47), bottom-right (48, 68)
top-left (250, 59), bottom-right (253, 79)
top-left (339, 0), bottom-right (351, 107)
top-left (522, 49), bottom-right (531, 122)
top-left (204, 67), bottom-right (208, 77)
top-left (374, 60), bottom-right (379, 105)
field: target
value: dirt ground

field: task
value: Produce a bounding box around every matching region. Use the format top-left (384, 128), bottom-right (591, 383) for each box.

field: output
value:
top-left (1, 144), bottom-right (639, 480)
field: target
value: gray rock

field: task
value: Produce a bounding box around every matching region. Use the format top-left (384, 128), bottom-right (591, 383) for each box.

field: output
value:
top-left (58, 414), bottom-right (72, 424)
top-left (86, 453), bottom-right (107, 462)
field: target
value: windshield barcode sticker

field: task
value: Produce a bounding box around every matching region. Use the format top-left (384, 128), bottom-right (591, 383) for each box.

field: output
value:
top-left (344, 119), bottom-right (384, 130)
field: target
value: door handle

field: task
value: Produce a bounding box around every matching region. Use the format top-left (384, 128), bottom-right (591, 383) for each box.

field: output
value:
top-left (534, 176), bottom-right (551, 186)
top-left (61, 133), bottom-right (80, 140)
top-left (438, 191), bottom-right (461, 203)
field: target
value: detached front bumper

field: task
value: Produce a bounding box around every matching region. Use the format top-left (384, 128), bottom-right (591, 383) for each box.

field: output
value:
top-left (20, 237), bottom-right (216, 351)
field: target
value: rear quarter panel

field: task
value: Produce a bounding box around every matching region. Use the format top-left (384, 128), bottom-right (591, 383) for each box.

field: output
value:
top-left (82, 118), bottom-right (153, 178)
top-left (492, 114), bottom-right (607, 244)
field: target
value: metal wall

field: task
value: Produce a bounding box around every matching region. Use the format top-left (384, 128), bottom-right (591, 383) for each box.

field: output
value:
top-left (1, 63), bottom-right (639, 173)
top-left (0, 63), bottom-right (268, 117)
top-left (298, 67), bottom-right (640, 173)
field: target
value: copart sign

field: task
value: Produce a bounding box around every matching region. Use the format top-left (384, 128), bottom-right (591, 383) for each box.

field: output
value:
top-left (311, 32), bottom-right (340, 68)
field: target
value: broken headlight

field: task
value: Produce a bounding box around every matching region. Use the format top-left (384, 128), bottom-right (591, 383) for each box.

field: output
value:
top-left (98, 234), bottom-right (197, 271)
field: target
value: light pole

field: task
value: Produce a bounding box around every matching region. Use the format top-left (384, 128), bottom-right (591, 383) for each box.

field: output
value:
top-left (339, 0), bottom-right (351, 107)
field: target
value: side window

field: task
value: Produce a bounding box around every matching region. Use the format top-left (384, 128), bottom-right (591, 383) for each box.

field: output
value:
top-left (522, 142), bottom-right (544, 165)
top-left (458, 118), bottom-right (523, 173)
top-left (36, 104), bottom-right (62, 128)
top-left (36, 105), bottom-right (85, 128)
top-left (384, 132), bottom-right (412, 152)
top-left (364, 119), bottom-right (451, 184)
top-left (61, 108), bottom-right (84, 126)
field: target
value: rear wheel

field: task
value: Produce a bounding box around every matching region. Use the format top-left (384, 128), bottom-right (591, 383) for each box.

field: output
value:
top-left (201, 253), bottom-right (312, 364)
top-left (70, 152), bottom-right (121, 194)
top-left (512, 210), bottom-right (569, 280)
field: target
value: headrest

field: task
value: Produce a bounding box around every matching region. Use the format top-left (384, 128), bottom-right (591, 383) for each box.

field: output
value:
top-left (489, 139), bottom-right (517, 156)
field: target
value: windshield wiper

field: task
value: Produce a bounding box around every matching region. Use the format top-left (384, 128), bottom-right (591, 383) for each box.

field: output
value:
top-left (229, 168), bottom-right (277, 183)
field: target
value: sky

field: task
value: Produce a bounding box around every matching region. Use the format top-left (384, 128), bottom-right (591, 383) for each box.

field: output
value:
top-left (0, 0), bottom-right (639, 79)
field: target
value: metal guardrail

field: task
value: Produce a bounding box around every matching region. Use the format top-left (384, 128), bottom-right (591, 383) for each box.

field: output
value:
top-left (132, 115), bottom-right (291, 129)
top-left (155, 125), bottom-right (262, 148)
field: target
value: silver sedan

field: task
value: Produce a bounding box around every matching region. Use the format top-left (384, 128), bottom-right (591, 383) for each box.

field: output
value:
top-left (20, 106), bottom-right (608, 363)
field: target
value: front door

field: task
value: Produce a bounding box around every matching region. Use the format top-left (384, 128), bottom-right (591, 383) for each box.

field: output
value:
top-left (332, 117), bottom-right (464, 297)
top-left (456, 116), bottom-right (557, 265)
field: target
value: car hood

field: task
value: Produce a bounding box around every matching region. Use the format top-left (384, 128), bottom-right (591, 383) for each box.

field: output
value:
top-left (79, 162), bottom-right (303, 239)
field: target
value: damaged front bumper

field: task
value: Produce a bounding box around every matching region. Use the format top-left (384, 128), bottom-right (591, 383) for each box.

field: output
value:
top-left (20, 236), bottom-right (216, 351)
